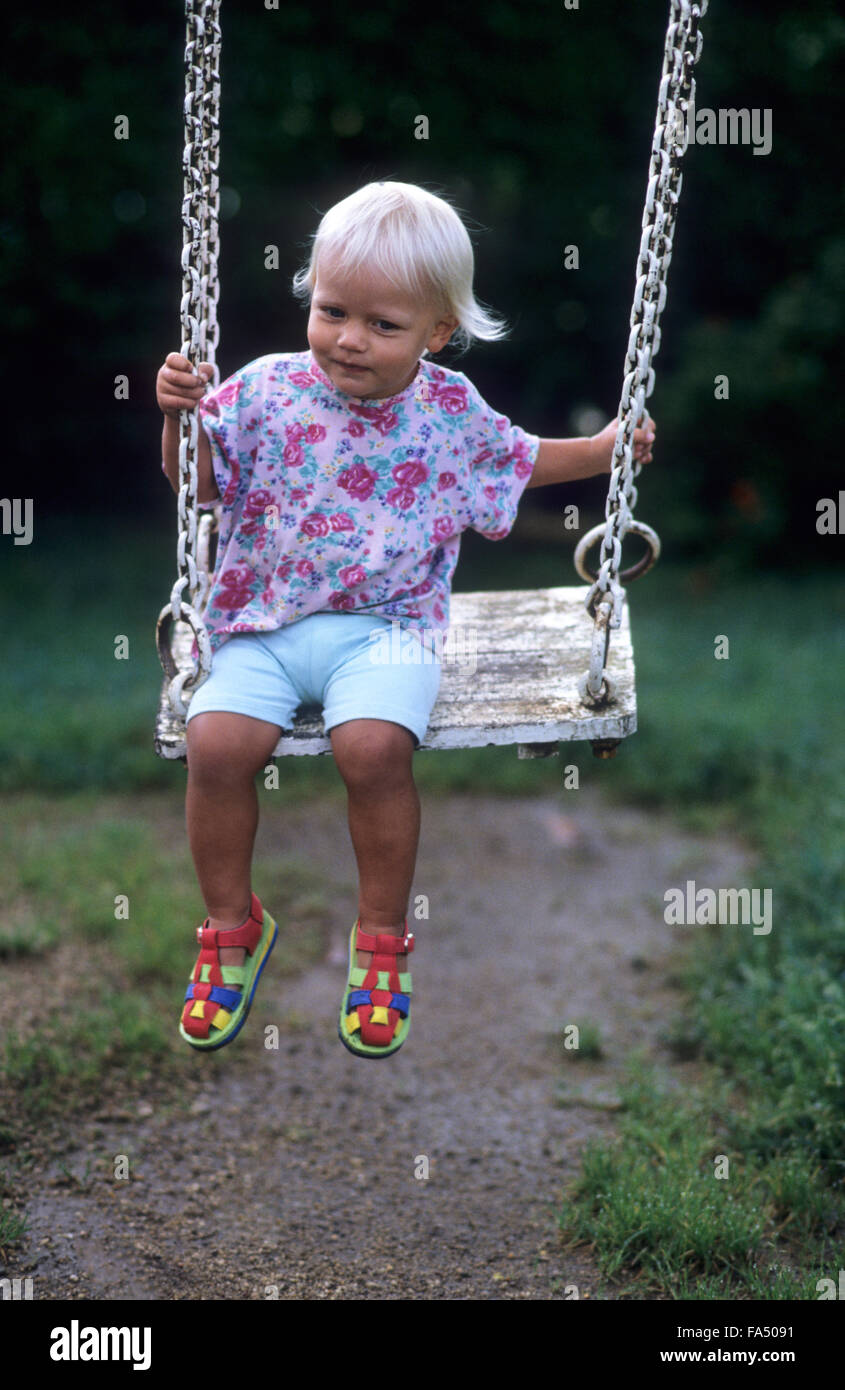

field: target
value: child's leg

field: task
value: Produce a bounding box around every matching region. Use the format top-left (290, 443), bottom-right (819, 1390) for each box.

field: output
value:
top-left (329, 718), bottom-right (419, 972)
top-left (185, 711), bottom-right (282, 978)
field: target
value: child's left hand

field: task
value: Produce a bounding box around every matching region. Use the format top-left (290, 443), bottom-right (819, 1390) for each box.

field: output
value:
top-left (591, 416), bottom-right (656, 473)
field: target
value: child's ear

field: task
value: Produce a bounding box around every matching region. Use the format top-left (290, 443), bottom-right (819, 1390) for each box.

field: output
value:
top-left (430, 317), bottom-right (458, 353)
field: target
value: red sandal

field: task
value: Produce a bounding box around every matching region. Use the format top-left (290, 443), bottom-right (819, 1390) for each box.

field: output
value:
top-left (338, 919), bottom-right (414, 1059)
top-left (179, 892), bottom-right (277, 1051)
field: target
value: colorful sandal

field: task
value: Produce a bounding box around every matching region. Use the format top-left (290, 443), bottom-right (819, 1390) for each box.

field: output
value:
top-left (338, 919), bottom-right (414, 1060)
top-left (179, 891), bottom-right (277, 1051)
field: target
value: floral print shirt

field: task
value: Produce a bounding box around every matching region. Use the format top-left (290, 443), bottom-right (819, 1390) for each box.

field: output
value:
top-left (195, 349), bottom-right (539, 651)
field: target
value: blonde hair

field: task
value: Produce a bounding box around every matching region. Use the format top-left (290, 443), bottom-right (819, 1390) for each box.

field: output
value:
top-left (291, 180), bottom-right (508, 356)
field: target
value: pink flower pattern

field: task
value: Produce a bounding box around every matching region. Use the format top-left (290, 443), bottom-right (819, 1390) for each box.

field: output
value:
top-left (197, 350), bottom-right (539, 649)
top-left (338, 462), bottom-right (378, 502)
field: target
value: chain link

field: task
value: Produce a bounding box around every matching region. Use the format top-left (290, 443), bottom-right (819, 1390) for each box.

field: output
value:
top-left (581, 0), bottom-right (708, 700)
top-left (157, 0), bottom-right (221, 714)
top-left (198, 1), bottom-right (221, 384)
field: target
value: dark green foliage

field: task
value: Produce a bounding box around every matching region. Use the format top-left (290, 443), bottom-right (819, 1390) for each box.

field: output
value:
top-left (3, 2), bottom-right (842, 557)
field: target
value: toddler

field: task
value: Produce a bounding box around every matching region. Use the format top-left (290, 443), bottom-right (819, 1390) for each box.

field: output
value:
top-left (156, 180), bottom-right (655, 1060)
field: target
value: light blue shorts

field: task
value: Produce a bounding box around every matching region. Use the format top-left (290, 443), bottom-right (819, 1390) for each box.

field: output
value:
top-left (185, 613), bottom-right (442, 749)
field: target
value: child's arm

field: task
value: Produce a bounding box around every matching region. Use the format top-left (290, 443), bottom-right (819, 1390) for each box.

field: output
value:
top-left (156, 352), bottom-right (220, 503)
top-left (525, 418), bottom-right (656, 489)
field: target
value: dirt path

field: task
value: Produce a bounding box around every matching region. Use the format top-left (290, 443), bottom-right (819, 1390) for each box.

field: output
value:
top-left (15, 788), bottom-right (749, 1300)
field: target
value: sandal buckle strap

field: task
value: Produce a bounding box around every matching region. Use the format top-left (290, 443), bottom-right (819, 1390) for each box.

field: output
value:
top-left (354, 921), bottom-right (415, 955)
top-left (196, 893), bottom-right (264, 953)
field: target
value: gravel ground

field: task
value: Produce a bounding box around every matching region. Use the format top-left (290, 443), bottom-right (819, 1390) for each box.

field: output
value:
top-left (7, 786), bottom-right (750, 1301)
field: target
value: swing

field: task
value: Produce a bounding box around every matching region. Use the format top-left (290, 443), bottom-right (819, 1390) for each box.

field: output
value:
top-left (155, 0), bottom-right (708, 763)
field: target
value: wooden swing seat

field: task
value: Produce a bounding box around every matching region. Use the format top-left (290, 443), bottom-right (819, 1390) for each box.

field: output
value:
top-left (154, 585), bottom-right (636, 761)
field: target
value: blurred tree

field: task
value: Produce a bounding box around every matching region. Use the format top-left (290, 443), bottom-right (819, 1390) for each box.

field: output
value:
top-left (2, 0), bottom-right (842, 569)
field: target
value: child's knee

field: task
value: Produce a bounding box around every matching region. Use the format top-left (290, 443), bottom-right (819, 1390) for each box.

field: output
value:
top-left (330, 718), bottom-right (416, 787)
top-left (186, 710), bottom-right (280, 782)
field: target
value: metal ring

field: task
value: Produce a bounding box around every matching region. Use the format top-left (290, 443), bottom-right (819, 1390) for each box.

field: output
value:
top-left (578, 672), bottom-right (618, 709)
top-left (156, 600), bottom-right (212, 695)
top-left (580, 600), bottom-right (613, 704)
top-left (573, 520), bottom-right (662, 584)
top-left (167, 669), bottom-right (197, 720)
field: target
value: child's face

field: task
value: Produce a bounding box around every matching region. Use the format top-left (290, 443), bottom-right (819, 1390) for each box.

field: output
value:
top-left (307, 258), bottom-right (458, 400)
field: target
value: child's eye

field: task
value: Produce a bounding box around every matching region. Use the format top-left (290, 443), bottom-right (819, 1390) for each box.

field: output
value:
top-left (319, 306), bottom-right (399, 331)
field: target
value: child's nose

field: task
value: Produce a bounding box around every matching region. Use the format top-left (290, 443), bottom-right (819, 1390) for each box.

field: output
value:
top-left (337, 320), bottom-right (366, 349)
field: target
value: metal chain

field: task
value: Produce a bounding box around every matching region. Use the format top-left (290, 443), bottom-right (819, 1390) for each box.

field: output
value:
top-left (579, 0), bottom-right (708, 702)
top-left (198, 0), bottom-right (221, 385)
top-left (157, 0), bottom-right (221, 718)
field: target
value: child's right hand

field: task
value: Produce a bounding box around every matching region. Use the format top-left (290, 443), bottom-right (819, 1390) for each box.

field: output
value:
top-left (156, 352), bottom-right (214, 418)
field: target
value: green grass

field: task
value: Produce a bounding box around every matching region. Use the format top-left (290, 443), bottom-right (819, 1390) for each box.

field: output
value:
top-left (561, 1063), bottom-right (845, 1299)
top-left (0, 1208), bottom-right (29, 1259)
top-left (556, 563), bottom-right (845, 1299)
top-left (0, 790), bottom-right (337, 1115)
top-left (564, 1066), bottom-right (771, 1289)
